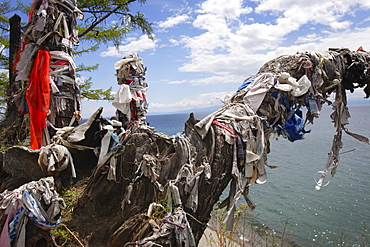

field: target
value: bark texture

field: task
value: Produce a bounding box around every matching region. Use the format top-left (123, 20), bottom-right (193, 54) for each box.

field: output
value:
top-left (2, 48), bottom-right (370, 246)
top-left (0, 111), bottom-right (233, 246)
top-left (72, 113), bottom-right (234, 246)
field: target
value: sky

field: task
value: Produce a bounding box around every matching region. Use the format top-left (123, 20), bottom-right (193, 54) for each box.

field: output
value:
top-left (19, 0), bottom-right (370, 117)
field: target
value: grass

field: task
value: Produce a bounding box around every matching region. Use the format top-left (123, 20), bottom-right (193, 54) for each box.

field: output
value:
top-left (327, 222), bottom-right (369, 247)
top-left (206, 202), bottom-right (369, 247)
top-left (52, 186), bottom-right (84, 246)
top-left (206, 203), bottom-right (300, 247)
top-left (49, 186), bottom-right (369, 247)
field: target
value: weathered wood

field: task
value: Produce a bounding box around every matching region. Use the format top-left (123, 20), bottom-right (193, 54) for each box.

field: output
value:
top-left (0, 146), bottom-right (98, 193)
top-left (0, 146), bottom-right (46, 192)
top-left (0, 14), bottom-right (27, 147)
top-left (2, 48), bottom-right (370, 246)
top-left (69, 113), bottom-right (234, 246)
top-left (25, 221), bottom-right (57, 247)
top-left (8, 14), bottom-right (21, 96)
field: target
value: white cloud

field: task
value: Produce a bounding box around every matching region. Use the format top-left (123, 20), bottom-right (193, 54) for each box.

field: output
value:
top-left (295, 33), bottom-right (320, 44)
top-left (233, 22), bottom-right (287, 51)
top-left (358, 16), bottom-right (370, 25)
top-left (192, 13), bottom-right (230, 34)
top-left (100, 35), bottom-right (158, 57)
top-left (167, 79), bottom-right (188, 84)
top-left (165, 74), bottom-right (246, 85)
top-left (91, 0), bottom-right (370, 115)
top-left (329, 21), bottom-right (352, 30)
top-left (357, 0), bottom-right (370, 8)
top-left (180, 33), bottom-right (365, 87)
top-left (197, 0), bottom-right (252, 20)
top-left (149, 92), bottom-right (227, 113)
top-left (168, 38), bottom-right (180, 46)
top-left (180, 32), bottom-right (227, 56)
top-left (188, 74), bottom-right (246, 85)
top-left (179, 51), bottom-right (263, 78)
top-left (173, 0), bottom-right (370, 88)
top-left (254, 26), bottom-right (370, 63)
top-left (253, 0), bottom-right (369, 30)
top-left (254, 0), bottom-right (347, 13)
top-left (157, 14), bottom-right (190, 29)
top-left (312, 27), bottom-right (370, 51)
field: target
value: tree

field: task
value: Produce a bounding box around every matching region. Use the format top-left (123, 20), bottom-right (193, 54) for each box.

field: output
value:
top-left (75, 0), bottom-right (153, 100)
top-left (1, 48), bottom-right (369, 246)
top-left (0, 2), bottom-right (25, 146)
top-left (0, 0), bottom-right (153, 146)
top-left (0, 1), bottom-right (22, 111)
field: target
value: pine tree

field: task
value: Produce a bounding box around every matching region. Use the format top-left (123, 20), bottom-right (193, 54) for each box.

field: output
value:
top-left (0, 0), bottom-right (153, 146)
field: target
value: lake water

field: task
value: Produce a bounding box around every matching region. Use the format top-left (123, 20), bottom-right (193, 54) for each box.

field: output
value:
top-left (147, 104), bottom-right (370, 246)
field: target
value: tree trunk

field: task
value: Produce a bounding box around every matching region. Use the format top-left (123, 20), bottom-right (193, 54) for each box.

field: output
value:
top-left (0, 14), bottom-right (27, 147)
top-left (8, 14), bottom-right (21, 96)
top-left (1, 109), bottom-right (233, 246)
top-left (70, 113), bottom-right (234, 246)
top-left (2, 48), bottom-right (369, 246)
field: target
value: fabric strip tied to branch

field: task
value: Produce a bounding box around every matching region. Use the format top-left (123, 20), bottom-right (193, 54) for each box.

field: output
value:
top-left (26, 50), bottom-right (51, 150)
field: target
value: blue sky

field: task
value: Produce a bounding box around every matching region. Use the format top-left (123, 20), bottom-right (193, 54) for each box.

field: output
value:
top-left (18, 0), bottom-right (370, 117)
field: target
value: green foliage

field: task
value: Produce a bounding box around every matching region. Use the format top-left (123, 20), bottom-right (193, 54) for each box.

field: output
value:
top-left (78, 76), bottom-right (114, 100)
top-left (328, 222), bottom-right (369, 247)
top-left (73, 0), bottom-right (152, 100)
top-left (207, 203), bottom-right (251, 246)
top-left (75, 0), bottom-right (153, 54)
top-left (53, 227), bottom-right (73, 245)
top-left (52, 187), bottom-right (84, 246)
top-left (76, 63), bottom-right (99, 73)
top-left (77, 0), bottom-right (153, 39)
top-left (208, 202), bottom-right (369, 246)
top-left (0, 71), bottom-right (8, 106)
top-left (0, 1), bottom-right (13, 70)
top-left (13, 0), bottom-right (31, 15)
top-left (0, 0), bottom-right (153, 106)
top-left (60, 188), bottom-right (81, 219)
top-left (0, 1), bottom-right (26, 68)
top-left (206, 203), bottom-right (300, 247)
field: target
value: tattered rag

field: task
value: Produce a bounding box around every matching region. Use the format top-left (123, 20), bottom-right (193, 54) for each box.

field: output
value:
top-left (26, 50), bottom-right (51, 149)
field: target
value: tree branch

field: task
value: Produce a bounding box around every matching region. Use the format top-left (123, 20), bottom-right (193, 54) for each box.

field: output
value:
top-left (78, 0), bottom-right (136, 38)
